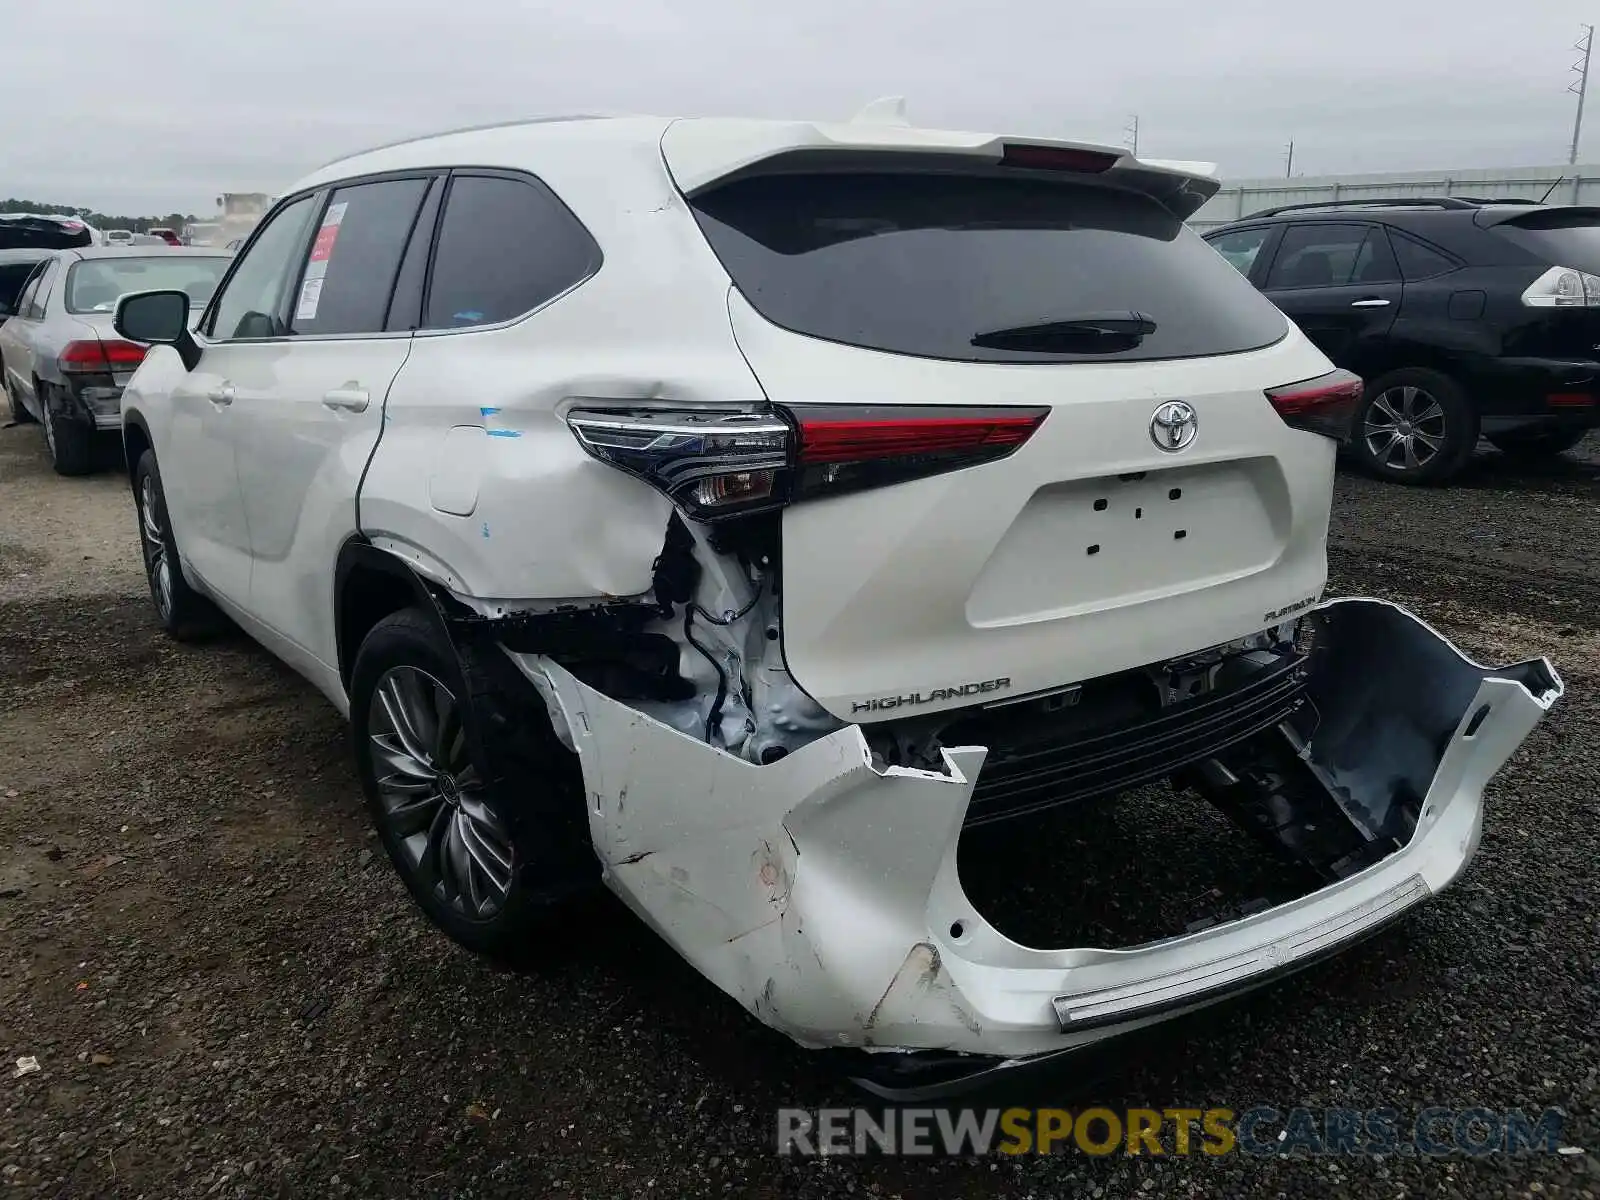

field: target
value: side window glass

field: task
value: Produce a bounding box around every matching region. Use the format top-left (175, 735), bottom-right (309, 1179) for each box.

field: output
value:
top-left (1391, 232), bottom-right (1458, 282)
top-left (1350, 228), bottom-right (1401, 284)
top-left (207, 196), bottom-right (317, 340)
top-left (289, 177), bottom-right (430, 336)
top-left (384, 179), bottom-right (443, 332)
top-left (1206, 227), bottom-right (1272, 276)
top-left (1265, 224), bottom-right (1370, 290)
top-left (423, 174), bottom-right (600, 330)
top-left (32, 261), bottom-right (60, 313)
top-left (13, 269), bottom-right (42, 319)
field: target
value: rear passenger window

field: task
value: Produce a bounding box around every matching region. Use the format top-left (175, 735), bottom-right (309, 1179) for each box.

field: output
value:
top-left (1266, 224), bottom-right (1371, 289)
top-left (1390, 232), bottom-right (1458, 281)
top-left (1206, 227), bottom-right (1273, 276)
top-left (422, 174), bottom-right (600, 330)
top-left (290, 178), bottom-right (430, 336)
top-left (1350, 228), bottom-right (1400, 284)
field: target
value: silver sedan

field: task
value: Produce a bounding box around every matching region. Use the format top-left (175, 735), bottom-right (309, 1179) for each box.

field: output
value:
top-left (0, 246), bottom-right (229, 475)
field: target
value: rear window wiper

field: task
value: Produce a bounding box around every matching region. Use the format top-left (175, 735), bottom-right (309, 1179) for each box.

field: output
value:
top-left (970, 311), bottom-right (1157, 353)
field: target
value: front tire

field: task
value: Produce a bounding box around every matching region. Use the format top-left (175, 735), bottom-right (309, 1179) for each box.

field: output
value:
top-left (1350, 368), bottom-right (1478, 485)
top-left (1487, 427), bottom-right (1588, 459)
top-left (132, 449), bottom-right (221, 639)
top-left (41, 384), bottom-right (95, 476)
top-left (350, 608), bottom-right (595, 959)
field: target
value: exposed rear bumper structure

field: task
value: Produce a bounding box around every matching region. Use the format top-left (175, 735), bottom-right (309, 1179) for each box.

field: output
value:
top-left (514, 599), bottom-right (1559, 1097)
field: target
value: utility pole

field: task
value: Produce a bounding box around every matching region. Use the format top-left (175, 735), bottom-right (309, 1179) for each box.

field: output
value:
top-left (1284, 140), bottom-right (1295, 178)
top-left (1124, 114), bottom-right (1140, 158)
top-left (1570, 24), bottom-right (1594, 202)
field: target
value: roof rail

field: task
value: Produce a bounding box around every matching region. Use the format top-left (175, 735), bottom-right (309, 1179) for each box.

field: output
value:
top-left (312, 114), bottom-right (606, 171)
top-left (1244, 196), bottom-right (1481, 218)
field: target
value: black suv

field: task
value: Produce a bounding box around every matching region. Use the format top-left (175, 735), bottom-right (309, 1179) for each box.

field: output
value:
top-left (1204, 197), bottom-right (1600, 483)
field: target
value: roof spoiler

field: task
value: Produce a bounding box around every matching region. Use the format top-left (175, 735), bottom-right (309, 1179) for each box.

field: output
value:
top-left (1472, 204), bottom-right (1600, 228)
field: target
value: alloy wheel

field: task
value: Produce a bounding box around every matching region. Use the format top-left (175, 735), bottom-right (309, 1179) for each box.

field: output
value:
top-left (1364, 385), bottom-right (1447, 473)
top-left (138, 473), bottom-right (174, 620)
top-left (367, 665), bottom-right (515, 919)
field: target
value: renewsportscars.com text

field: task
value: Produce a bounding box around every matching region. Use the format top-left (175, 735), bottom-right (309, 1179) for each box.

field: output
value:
top-left (776, 1106), bottom-right (1570, 1158)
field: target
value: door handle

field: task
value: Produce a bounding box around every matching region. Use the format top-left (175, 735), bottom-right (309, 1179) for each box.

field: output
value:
top-left (208, 384), bottom-right (235, 405)
top-left (1350, 298), bottom-right (1392, 308)
top-left (322, 388), bottom-right (370, 413)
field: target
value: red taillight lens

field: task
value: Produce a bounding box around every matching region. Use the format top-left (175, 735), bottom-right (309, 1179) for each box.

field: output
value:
top-left (1546, 392), bottom-right (1595, 408)
top-left (790, 405), bottom-right (1047, 500)
top-left (59, 339), bottom-right (147, 373)
top-left (565, 404), bottom-right (1048, 520)
top-left (1000, 144), bottom-right (1120, 173)
top-left (1265, 369), bottom-right (1363, 441)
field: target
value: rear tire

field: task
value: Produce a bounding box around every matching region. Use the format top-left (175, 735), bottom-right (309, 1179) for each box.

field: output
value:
top-left (132, 448), bottom-right (222, 639)
top-left (1487, 427), bottom-right (1588, 459)
top-left (350, 608), bottom-right (597, 960)
top-left (3, 372), bottom-right (35, 425)
top-left (1350, 368), bottom-right (1478, 485)
top-left (41, 384), bottom-right (95, 476)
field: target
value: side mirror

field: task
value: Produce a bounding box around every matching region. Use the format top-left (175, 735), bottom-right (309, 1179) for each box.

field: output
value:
top-left (114, 289), bottom-right (202, 371)
top-left (114, 289), bottom-right (188, 344)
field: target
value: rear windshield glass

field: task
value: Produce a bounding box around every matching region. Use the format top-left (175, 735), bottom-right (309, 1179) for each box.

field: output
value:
top-left (0, 218), bottom-right (93, 251)
top-left (65, 257), bottom-right (229, 314)
top-left (689, 172), bottom-right (1287, 363)
top-left (1490, 213), bottom-right (1600, 273)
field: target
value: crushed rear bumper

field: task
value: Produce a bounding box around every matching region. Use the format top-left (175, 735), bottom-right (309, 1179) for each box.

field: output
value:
top-left (513, 598), bottom-right (1560, 1093)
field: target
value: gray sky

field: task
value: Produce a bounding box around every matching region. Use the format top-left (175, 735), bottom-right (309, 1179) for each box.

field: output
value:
top-left (6, 0), bottom-right (1600, 215)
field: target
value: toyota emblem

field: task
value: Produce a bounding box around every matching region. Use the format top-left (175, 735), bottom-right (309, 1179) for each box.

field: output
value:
top-left (1149, 401), bottom-right (1198, 452)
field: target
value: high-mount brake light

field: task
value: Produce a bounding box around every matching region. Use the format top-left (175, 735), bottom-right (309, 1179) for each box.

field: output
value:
top-left (58, 339), bottom-right (147, 373)
top-left (1000, 144), bottom-right (1120, 173)
top-left (1265, 369), bottom-right (1363, 441)
top-left (565, 404), bottom-right (1049, 520)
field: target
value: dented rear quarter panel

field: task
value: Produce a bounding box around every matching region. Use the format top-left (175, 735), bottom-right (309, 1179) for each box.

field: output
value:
top-left (354, 122), bottom-right (761, 603)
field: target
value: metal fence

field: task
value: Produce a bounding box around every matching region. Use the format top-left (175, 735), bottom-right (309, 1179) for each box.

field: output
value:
top-left (1189, 164), bottom-right (1600, 230)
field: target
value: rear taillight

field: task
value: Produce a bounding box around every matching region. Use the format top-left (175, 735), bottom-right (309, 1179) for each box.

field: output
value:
top-left (565, 404), bottom-right (1048, 520)
top-left (1520, 265), bottom-right (1600, 307)
top-left (1265, 369), bottom-right (1363, 441)
top-left (789, 405), bottom-right (1048, 500)
top-left (58, 339), bottom-right (147, 373)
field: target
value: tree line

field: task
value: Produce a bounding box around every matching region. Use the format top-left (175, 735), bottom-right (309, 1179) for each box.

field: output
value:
top-left (2, 198), bottom-right (201, 232)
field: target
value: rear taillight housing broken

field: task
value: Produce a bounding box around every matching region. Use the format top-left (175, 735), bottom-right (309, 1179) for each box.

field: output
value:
top-left (565, 404), bottom-right (1048, 520)
top-left (59, 339), bottom-right (147, 373)
top-left (1265, 369), bottom-right (1363, 442)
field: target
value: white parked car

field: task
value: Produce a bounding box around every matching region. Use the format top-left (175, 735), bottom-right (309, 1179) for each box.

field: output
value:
top-left (104, 229), bottom-right (136, 246)
top-left (112, 113), bottom-right (1561, 1096)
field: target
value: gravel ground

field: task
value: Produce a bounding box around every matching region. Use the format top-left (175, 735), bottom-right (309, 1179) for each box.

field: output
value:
top-left (1, 409), bottom-right (1597, 1199)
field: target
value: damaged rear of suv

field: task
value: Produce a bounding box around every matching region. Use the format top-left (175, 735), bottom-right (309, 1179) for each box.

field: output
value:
top-left (114, 112), bottom-right (1561, 1097)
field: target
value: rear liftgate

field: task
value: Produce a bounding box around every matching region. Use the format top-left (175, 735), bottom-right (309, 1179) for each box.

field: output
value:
top-left (498, 589), bottom-right (1558, 1092)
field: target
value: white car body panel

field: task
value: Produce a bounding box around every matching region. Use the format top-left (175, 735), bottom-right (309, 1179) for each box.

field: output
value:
top-left (229, 335), bottom-right (412, 678)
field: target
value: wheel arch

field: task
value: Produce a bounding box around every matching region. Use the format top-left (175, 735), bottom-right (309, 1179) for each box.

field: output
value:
top-left (335, 537), bottom-right (450, 690)
top-left (122, 410), bottom-right (153, 485)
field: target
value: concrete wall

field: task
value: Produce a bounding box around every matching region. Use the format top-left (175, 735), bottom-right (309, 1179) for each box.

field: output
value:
top-left (1190, 164), bottom-right (1600, 230)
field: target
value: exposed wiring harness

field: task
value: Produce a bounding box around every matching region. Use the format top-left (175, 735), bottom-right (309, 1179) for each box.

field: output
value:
top-left (683, 605), bottom-right (729, 743)
top-left (692, 574), bottom-right (764, 626)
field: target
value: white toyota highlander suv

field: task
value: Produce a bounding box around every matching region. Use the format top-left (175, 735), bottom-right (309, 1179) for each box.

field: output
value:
top-left (112, 112), bottom-right (1560, 1096)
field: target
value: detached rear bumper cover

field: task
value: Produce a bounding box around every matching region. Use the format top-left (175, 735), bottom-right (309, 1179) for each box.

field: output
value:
top-left (515, 598), bottom-right (1560, 1072)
